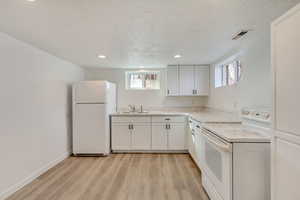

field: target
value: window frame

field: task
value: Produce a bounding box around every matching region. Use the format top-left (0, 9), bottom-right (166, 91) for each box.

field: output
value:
top-left (215, 56), bottom-right (242, 88)
top-left (125, 70), bottom-right (161, 90)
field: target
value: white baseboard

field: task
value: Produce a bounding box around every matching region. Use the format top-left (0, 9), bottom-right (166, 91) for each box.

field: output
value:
top-left (112, 150), bottom-right (189, 153)
top-left (0, 152), bottom-right (70, 200)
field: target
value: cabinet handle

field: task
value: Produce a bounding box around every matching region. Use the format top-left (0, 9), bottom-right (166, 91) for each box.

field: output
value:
top-left (165, 118), bottom-right (170, 121)
top-left (168, 124), bottom-right (171, 129)
top-left (167, 89), bottom-right (170, 95)
top-left (128, 124), bottom-right (134, 130)
top-left (165, 124), bottom-right (168, 130)
top-left (196, 125), bottom-right (200, 129)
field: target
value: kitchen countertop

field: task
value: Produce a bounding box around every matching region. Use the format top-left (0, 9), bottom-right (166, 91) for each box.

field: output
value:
top-left (111, 108), bottom-right (272, 143)
top-left (111, 108), bottom-right (242, 123)
top-left (202, 123), bottom-right (271, 143)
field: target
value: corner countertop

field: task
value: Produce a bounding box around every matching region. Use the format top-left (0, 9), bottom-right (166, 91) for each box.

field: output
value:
top-left (111, 108), bottom-right (242, 123)
top-left (202, 123), bottom-right (271, 143)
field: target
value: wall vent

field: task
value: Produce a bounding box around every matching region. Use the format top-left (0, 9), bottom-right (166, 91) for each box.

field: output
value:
top-left (232, 30), bottom-right (250, 40)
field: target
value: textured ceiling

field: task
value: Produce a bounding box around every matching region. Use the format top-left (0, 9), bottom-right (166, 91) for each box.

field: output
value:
top-left (0, 0), bottom-right (299, 68)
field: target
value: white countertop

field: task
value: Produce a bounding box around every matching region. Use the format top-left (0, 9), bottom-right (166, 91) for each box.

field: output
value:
top-left (111, 108), bottom-right (272, 143)
top-left (202, 123), bottom-right (271, 143)
top-left (111, 108), bottom-right (242, 123)
top-left (111, 111), bottom-right (188, 116)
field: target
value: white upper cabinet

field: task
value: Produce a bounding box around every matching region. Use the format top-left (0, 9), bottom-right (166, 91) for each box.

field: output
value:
top-left (179, 66), bottom-right (195, 96)
top-left (166, 65), bottom-right (209, 96)
top-left (194, 66), bottom-right (209, 96)
top-left (166, 65), bottom-right (179, 96)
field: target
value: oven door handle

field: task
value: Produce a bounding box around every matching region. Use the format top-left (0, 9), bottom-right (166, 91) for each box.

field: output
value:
top-left (202, 129), bottom-right (232, 153)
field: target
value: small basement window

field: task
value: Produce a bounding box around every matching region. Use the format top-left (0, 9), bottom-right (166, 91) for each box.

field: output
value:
top-left (215, 60), bottom-right (242, 88)
top-left (126, 71), bottom-right (160, 90)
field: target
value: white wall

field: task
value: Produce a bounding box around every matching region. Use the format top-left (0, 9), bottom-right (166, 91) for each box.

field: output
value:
top-left (207, 31), bottom-right (272, 112)
top-left (0, 32), bottom-right (84, 199)
top-left (84, 68), bottom-right (208, 109)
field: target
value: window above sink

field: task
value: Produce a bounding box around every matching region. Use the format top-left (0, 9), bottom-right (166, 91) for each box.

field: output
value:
top-left (125, 71), bottom-right (160, 90)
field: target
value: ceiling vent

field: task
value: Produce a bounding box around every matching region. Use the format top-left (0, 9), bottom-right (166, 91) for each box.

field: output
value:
top-left (232, 30), bottom-right (250, 40)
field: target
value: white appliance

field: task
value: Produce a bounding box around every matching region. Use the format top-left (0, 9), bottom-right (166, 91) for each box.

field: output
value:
top-left (271, 3), bottom-right (300, 200)
top-left (200, 108), bottom-right (271, 200)
top-left (200, 128), bottom-right (232, 200)
top-left (188, 119), bottom-right (197, 163)
top-left (72, 81), bottom-right (116, 155)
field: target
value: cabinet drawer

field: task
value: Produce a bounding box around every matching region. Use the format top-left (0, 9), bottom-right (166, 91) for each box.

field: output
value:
top-left (111, 116), bottom-right (151, 123)
top-left (152, 116), bottom-right (186, 123)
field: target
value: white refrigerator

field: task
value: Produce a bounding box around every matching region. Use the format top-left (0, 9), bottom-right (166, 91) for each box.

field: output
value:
top-left (72, 81), bottom-right (116, 155)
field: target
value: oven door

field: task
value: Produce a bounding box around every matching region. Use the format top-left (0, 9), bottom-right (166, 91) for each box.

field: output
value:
top-left (201, 128), bottom-right (233, 200)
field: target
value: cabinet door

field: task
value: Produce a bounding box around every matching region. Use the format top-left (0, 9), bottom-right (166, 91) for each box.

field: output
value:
top-left (272, 6), bottom-right (300, 200)
top-left (168, 124), bottom-right (186, 150)
top-left (273, 7), bottom-right (300, 136)
top-left (179, 66), bottom-right (195, 96)
top-left (131, 124), bottom-right (151, 150)
top-left (111, 124), bottom-right (131, 150)
top-left (166, 66), bottom-right (179, 96)
top-left (152, 124), bottom-right (168, 150)
top-left (273, 137), bottom-right (300, 200)
top-left (194, 66), bottom-right (209, 96)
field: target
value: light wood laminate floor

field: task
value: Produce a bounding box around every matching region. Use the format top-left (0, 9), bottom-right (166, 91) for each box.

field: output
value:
top-left (7, 154), bottom-right (209, 200)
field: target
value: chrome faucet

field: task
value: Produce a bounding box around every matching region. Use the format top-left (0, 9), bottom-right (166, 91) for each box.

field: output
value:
top-left (140, 105), bottom-right (143, 113)
top-left (128, 104), bottom-right (136, 113)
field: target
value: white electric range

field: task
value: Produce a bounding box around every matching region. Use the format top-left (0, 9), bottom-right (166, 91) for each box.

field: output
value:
top-left (199, 108), bottom-right (271, 200)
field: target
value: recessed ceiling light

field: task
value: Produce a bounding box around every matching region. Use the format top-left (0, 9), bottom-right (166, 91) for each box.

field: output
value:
top-left (97, 54), bottom-right (106, 59)
top-left (174, 54), bottom-right (182, 58)
top-left (139, 66), bottom-right (145, 68)
top-left (27, 0), bottom-right (36, 2)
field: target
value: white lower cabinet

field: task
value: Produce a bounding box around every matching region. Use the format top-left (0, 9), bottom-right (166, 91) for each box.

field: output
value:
top-left (272, 136), bottom-right (300, 200)
top-left (168, 124), bottom-right (186, 150)
top-left (151, 123), bottom-right (186, 150)
top-left (152, 124), bottom-right (168, 150)
top-left (112, 123), bottom-right (151, 151)
top-left (131, 124), bottom-right (151, 150)
top-left (111, 123), bottom-right (131, 150)
top-left (112, 116), bottom-right (187, 151)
